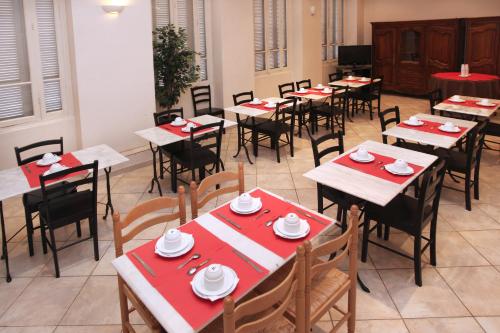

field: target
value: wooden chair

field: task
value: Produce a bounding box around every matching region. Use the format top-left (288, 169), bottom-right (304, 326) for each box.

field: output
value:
top-left (190, 162), bottom-right (244, 219)
top-left (222, 244), bottom-right (306, 333)
top-left (112, 187), bottom-right (186, 333)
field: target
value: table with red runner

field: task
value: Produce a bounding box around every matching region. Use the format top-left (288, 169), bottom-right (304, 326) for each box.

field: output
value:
top-left (20, 153), bottom-right (86, 188)
top-left (443, 99), bottom-right (498, 109)
top-left (333, 151), bottom-right (423, 185)
top-left (241, 102), bottom-right (282, 112)
top-left (430, 72), bottom-right (500, 99)
top-left (398, 120), bottom-right (467, 138)
top-left (126, 221), bottom-right (268, 331)
top-left (210, 189), bottom-right (333, 259)
top-left (289, 90), bottom-right (331, 98)
top-left (159, 120), bottom-right (212, 138)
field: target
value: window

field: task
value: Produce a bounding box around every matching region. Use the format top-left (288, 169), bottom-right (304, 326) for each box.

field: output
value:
top-left (152, 0), bottom-right (208, 81)
top-left (254, 0), bottom-right (287, 72)
top-left (0, 0), bottom-right (66, 125)
top-left (322, 0), bottom-right (344, 61)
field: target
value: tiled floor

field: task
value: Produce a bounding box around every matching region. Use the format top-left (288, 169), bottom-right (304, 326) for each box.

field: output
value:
top-left (0, 94), bottom-right (499, 333)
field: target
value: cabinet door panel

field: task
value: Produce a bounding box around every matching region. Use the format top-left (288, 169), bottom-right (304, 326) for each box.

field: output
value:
top-left (466, 20), bottom-right (500, 74)
top-left (396, 25), bottom-right (426, 93)
top-left (373, 27), bottom-right (396, 87)
top-left (427, 24), bottom-right (458, 74)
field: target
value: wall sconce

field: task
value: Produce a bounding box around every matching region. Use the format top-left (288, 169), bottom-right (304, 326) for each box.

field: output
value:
top-left (102, 5), bottom-right (126, 14)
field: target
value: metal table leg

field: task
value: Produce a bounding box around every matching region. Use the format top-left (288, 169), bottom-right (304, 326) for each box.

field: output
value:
top-left (148, 142), bottom-right (163, 196)
top-left (0, 201), bottom-right (11, 282)
top-left (232, 115), bottom-right (254, 164)
top-left (102, 167), bottom-right (114, 220)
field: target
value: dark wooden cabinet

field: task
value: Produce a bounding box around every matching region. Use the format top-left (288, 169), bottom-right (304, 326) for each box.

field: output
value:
top-left (465, 17), bottom-right (500, 76)
top-left (372, 28), bottom-right (396, 87)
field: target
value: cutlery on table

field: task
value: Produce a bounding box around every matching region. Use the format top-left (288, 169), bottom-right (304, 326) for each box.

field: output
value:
top-left (188, 259), bottom-right (210, 276)
top-left (177, 253), bottom-right (201, 269)
top-left (132, 252), bottom-right (156, 277)
top-left (232, 248), bottom-right (263, 273)
top-left (215, 212), bottom-right (242, 230)
top-left (265, 215), bottom-right (282, 227)
top-left (25, 165), bottom-right (32, 174)
top-left (254, 208), bottom-right (270, 220)
top-left (295, 209), bottom-right (328, 226)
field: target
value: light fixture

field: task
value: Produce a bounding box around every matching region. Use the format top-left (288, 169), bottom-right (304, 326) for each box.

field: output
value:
top-left (102, 5), bottom-right (125, 14)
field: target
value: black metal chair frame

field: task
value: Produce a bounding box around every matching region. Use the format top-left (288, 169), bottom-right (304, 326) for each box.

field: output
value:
top-left (309, 86), bottom-right (349, 135)
top-left (279, 82), bottom-right (310, 138)
top-left (154, 108), bottom-right (184, 181)
top-left (190, 85), bottom-right (225, 119)
top-left (351, 77), bottom-right (383, 120)
top-left (428, 89), bottom-right (443, 116)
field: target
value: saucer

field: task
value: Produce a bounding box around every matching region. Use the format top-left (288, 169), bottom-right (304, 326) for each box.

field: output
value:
top-left (249, 100), bottom-right (262, 105)
top-left (349, 152), bottom-right (375, 163)
top-left (458, 74), bottom-right (471, 78)
top-left (449, 98), bottom-right (465, 103)
top-left (170, 120), bottom-right (187, 127)
top-left (296, 90), bottom-right (308, 94)
top-left (385, 163), bottom-right (414, 176)
top-left (265, 103), bottom-right (276, 108)
top-left (322, 89), bottom-right (332, 94)
top-left (273, 218), bottom-right (310, 239)
top-left (230, 197), bottom-right (262, 214)
top-left (403, 120), bottom-right (424, 126)
top-left (476, 101), bottom-right (496, 107)
top-left (359, 77), bottom-right (370, 82)
top-left (37, 155), bottom-right (62, 166)
top-left (192, 266), bottom-right (238, 301)
top-left (439, 125), bottom-right (460, 133)
top-left (43, 164), bottom-right (68, 176)
top-left (155, 233), bottom-right (194, 257)
top-left (181, 125), bottom-right (196, 133)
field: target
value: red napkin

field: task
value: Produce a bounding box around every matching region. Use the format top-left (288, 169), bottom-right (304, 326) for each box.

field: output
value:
top-left (126, 221), bottom-right (268, 331)
top-left (445, 99), bottom-right (497, 109)
top-left (333, 151), bottom-right (423, 185)
top-left (159, 120), bottom-right (212, 138)
top-left (433, 72), bottom-right (500, 82)
top-left (21, 153), bottom-right (86, 188)
top-left (398, 120), bottom-right (467, 138)
top-left (210, 189), bottom-right (332, 259)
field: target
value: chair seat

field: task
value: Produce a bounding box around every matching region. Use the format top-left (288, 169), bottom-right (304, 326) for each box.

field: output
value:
top-left (240, 117), bottom-right (269, 130)
top-left (254, 120), bottom-right (290, 135)
top-left (434, 148), bottom-right (467, 173)
top-left (195, 107), bottom-right (225, 117)
top-left (23, 181), bottom-right (76, 212)
top-left (39, 190), bottom-right (94, 228)
top-left (398, 141), bottom-right (434, 155)
top-left (172, 147), bottom-right (218, 168)
top-left (202, 309), bottom-right (296, 333)
top-left (160, 141), bottom-right (199, 156)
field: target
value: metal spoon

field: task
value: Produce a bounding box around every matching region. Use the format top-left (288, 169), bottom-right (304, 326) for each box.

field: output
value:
top-left (177, 253), bottom-right (201, 269)
top-left (265, 215), bottom-right (282, 227)
top-left (187, 259), bottom-right (210, 276)
top-left (254, 209), bottom-right (271, 220)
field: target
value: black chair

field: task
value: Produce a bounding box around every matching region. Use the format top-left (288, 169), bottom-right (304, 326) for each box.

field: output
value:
top-left (309, 86), bottom-right (349, 134)
top-left (154, 108), bottom-right (186, 180)
top-left (191, 85), bottom-right (225, 119)
top-left (295, 79), bottom-right (312, 91)
top-left (170, 121), bottom-right (224, 192)
top-left (351, 77), bottom-right (383, 120)
top-left (279, 82), bottom-right (308, 138)
top-left (484, 120), bottom-right (500, 152)
top-left (39, 160), bottom-right (99, 277)
top-left (361, 159), bottom-right (447, 286)
top-left (436, 120), bottom-right (488, 211)
top-left (253, 98), bottom-right (297, 163)
top-left (428, 89), bottom-right (443, 116)
top-left (14, 138), bottom-right (76, 257)
top-left (328, 71), bottom-right (343, 83)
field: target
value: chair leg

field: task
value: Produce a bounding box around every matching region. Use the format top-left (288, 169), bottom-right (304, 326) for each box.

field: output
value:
top-left (159, 152), bottom-right (164, 180)
top-left (49, 228), bottom-right (60, 278)
top-left (369, 100), bottom-right (373, 120)
top-left (41, 222), bottom-right (48, 254)
top-left (317, 189), bottom-right (324, 214)
top-left (384, 225), bottom-right (390, 240)
top-left (361, 215), bottom-right (370, 262)
top-left (376, 222), bottom-right (383, 238)
top-left (90, 217), bottom-right (99, 261)
top-left (473, 168), bottom-right (480, 200)
top-left (76, 221), bottom-right (82, 238)
top-left (465, 173), bottom-right (472, 211)
top-left (24, 208), bottom-right (34, 256)
top-left (414, 236), bottom-right (422, 286)
top-left (117, 277), bottom-right (131, 333)
top-left (171, 160), bottom-right (177, 193)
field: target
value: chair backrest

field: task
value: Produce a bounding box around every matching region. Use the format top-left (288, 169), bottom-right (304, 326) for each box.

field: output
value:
top-left (428, 89), bottom-right (443, 115)
top-left (187, 120), bottom-right (224, 169)
top-left (329, 86), bottom-right (349, 113)
top-left (465, 119), bottom-right (488, 171)
top-left (369, 77), bottom-right (383, 95)
top-left (329, 71), bottom-right (343, 83)
top-left (15, 138), bottom-right (64, 166)
top-left (278, 82), bottom-right (295, 98)
top-left (191, 85), bottom-right (213, 114)
top-left (271, 98), bottom-right (297, 133)
top-left (190, 162), bottom-right (245, 218)
top-left (112, 187), bottom-right (186, 257)
top-left (153, 108), bottom-right (184, 126)
top-left (308, 130), bottom-right (344, 167)
top-left (223, 245), bottom-right (306, 333)
top-left (296, 79), bottom-right (312, 90)
top-left (415, 159), bottom-right (447, 228)
top-left (303, 205), bottom-right (359, 327)
top-left (379, 106), bottom-right (401, 144)
top-left (39, 160), bottom-right (99, 224)
top-left (233, 91), bottom-right (254, 106)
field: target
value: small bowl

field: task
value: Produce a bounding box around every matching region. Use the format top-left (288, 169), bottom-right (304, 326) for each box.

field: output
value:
top-left (443, 121), bottom-right (455, 130)
top-left (283, 213), bottom-right (301, 233)
top-left (393, 159), bottom-right (409, 172)
top-left (204, 264), bottom-right (225, 291)
top-left (356, 146), bottom-right (370, 160)
top-left (252, 98), bottom-right (260, 104)
top-left (41, 153), bottom-right (57, 163)
top-left (316, 84), bottom-right (324, 89)
top-left (237, 193), bottom-right (253, 210)
top-left (163, 229), bottom-right (183, 251)
top-left (479, 98), bottom-right (490, 105)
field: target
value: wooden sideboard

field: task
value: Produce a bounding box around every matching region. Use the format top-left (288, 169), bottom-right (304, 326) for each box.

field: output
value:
top-left (372, 16), bottom-right (500, 96)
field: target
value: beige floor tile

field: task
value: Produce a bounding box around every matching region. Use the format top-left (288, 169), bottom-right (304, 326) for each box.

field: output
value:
top-left (460, 230), bottom-right (500, 265)
top-left (296, 188), bottom-right (318, 211)
top-left (0, 278), bottom-right (31, 317)
top-left (404, 317), bottom-right (484, 333)
top-left (439, 204), bottom-right (500, 230)
top-left (106, 193), bottom-right (143, 214)
top-left (111, 176), bottom-right (150, 194)
top-left (335, 319), bottom-right (409, 333)
top-left (0, 327), bottom-right (56, 333)
top-left (379, 268), bottom-right (469, 318)
top-left (287, 158), bottom-right (315, 173)
top-left (256, 158), bottom-right (290, 174)
top-left (0, 277), bottom-right (86, 326)
top-left (477, 204), bottom-right (500, 224)
top-left (257, 173), bottom-right (295, 190)
top-left (476, 316), bottom-right (500, 333)
top-left (438, 266), bottom-right (500, 316)
top-left (0, 241), bottom-right (52, 278)
top-left (291, 172), bottom-right (317, 189)
top-left (92, 239), bottom-right (149, 276)
top-left (367, 234), bottom-right (423, 269)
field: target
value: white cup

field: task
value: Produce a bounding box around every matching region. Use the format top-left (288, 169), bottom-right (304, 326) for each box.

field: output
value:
top-left (174, 117), bottom-right (183, 124)
top-left (316, 83), bottom-right (323, 89)
top-left (237, 193), bottom-right (253, 210)
top-left (347, 75), bottom-right (354, 80)
top-left (409, 116), bottom-right (419, 124)
top-left (394, 159), bottom-right (408, 172)
top-left (322, 88), bottom-right (331, 93)
top-left (283, 213), bottom-right (301, 233)
top-left (299, 88), bottom-right (307, 93)
top-left (163, 229), bottom-right (183, 250)
top-left (443, 121), bottom-right (455, 130)
top-left (265, 102), bottom-right (276, 108)
top-left (186, 122), bottom-right (196, 128)
top-left (252, 97), bottom-right (260, 104)
top-left (480, 98), bottom-right (489, 105)
top-left (42, 153), bottom-right (56, 163)
top-left (203, 264), bottom-right (225, 291)
top-left (356, 146), bottom-right (369, 159)
top-left (450, 96), bottom-right (461, 102)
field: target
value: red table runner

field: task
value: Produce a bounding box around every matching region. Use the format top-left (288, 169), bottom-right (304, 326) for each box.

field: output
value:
top-left (333, 151), bottom-right (423, 185)
top-left (341, 79), bottom-right (370, 84)
top-left (159, 120), bottom-right (212, 138)
top-left (444, 99), bottom-right (497, 109)
top-left (241, 102), bottom-right (280, 112)
top-left (126, 221), bottom-right (268, 331)
top-left (289, 90), bottom-right (331, 97)
top-left (432, 72), bottom-right (500, 82)
top-left (398, 120), bottom-right (467, 138)
top-left (21, 153), bottom-right (86, 188)
top-left (210, 189), bottom-right (332, 259)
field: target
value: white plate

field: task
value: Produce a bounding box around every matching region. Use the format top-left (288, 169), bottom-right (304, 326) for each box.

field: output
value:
top-left (322, 89), bottom-right (332, 94)
top-left (315, 85), bottom-right (324, 89)
top-left (403, 120), bottom-right (424, 126)
top-left (449, 98), bottom-right (465, 103)
top-left (170, 120), bottom-right (187, 127)
top-left (359, 78), bottom-right (371, 82)
top-left (43, 165), bottom-right (68, 176)
top-left (191, 266), bottom-right (238, 301)
top-left (349, 152), bottom-right (375, 163)
top-left (155, 233), bottom-right (194, 256)
top-left (385, 163), bottom-right (414, 176)
top-left (36, 155), bottom-right (61, 166)
top-left (296, 90), bottom-right (308, 94)
top-left (273, 218), bottom-right (310, 239)
top-left (438, 125), bottom-right (460, 133)
top-left (264, 103), bottom-right (276, 108)
top-left (458, 74), bottom-right (471, 78)
top-left (181, 125), bottom-right (197, 133)
top-left (229, 197), bottom-right (262, 215)
top-left (249, 100), bottom-right (261, 105)
top-left (476, 101), bottom-right (496, 107)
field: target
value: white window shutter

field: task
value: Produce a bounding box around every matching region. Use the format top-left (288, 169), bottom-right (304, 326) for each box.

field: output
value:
top-left (153, 0), bottom-right (170, 28)
top-left (0, 0), bottom-right (34, 121)
top-left (195, 0), bottom-right (207, 80)
top-left (253, 0), bottom-right (265, 71)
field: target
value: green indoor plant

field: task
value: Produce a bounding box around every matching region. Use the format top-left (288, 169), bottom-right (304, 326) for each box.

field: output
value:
top-left (153, 24), bottom-right (199, 110)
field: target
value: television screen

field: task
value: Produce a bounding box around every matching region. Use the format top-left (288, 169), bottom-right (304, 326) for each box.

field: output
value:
top-left (338, 45), bottom-right (372, 66)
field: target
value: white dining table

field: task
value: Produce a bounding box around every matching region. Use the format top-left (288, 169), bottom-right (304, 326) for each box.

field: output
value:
top-left (112, 187), bottom-right (337, 333)
top-left (329, 77), bottom-right (381, 89)
top-left (433, 95), bottom-right (500, 119)
top-left (0, 144), bottom-right (128, 282)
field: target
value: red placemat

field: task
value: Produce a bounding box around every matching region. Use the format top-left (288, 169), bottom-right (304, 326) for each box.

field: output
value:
top-left (126, 221), bottom-right (268, 331)
top-left (289, 90), bottom-right (331, 97)
top-left (210, 189), bottom-right (332, 259)
top-left (21, 153), bottom-right (86, 188)
top-left (398, 120), bottom-right (467, 138)
top-left (432, 72), bottom-right (500, 82)
top-left (241, 102), bottom-right (279, 112)
top-left (333, 151), bottom-right (423, 185)
top-left (341, 79), bottom-right (370, 84)
top-left (444, 99), bottom-right (497, 109)
top-left (159, 120), bottom-right (212, 138)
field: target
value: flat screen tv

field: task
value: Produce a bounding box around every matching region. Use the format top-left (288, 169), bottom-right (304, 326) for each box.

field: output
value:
top-left (338, 45), bottom-right (372, 66)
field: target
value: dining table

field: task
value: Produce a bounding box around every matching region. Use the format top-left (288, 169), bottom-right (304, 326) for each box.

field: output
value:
top-left (329, 76), bottom-right (381, 89)
top-left (430, 72), bottom-right (500, 99)
top-left (112, 187), bottom-right (337, 333)
top-left (134, 115), bottom-right (236, 195)
top-left (433, 95), bottom-right (500, 120)
top-left (0, 144), bottom-right (128, 282)
top-left (382, 113), bottom-right (477, 149)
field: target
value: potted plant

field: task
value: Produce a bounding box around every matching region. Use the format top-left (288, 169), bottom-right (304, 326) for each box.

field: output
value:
top-left (153, 24), bottom-right (199, 110)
